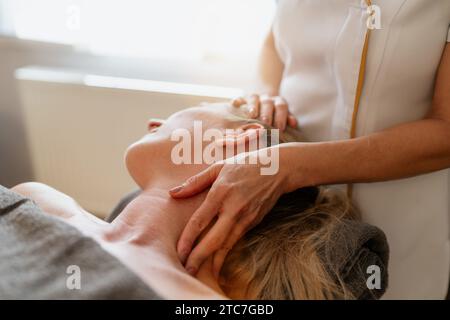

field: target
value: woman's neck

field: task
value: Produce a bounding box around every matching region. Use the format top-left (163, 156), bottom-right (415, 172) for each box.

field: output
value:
top-left (106, 183), bottom-right (207, 255)
top-left (100, 183), bottom-right (225, 299)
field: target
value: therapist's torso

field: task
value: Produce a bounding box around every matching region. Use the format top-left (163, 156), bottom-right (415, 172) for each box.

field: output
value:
top-left (273, 0), bottom-right (450, 299)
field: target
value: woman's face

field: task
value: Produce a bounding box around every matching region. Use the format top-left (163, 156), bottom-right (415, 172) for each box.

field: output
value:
top-left (125, 103), bottom-right (248, 189)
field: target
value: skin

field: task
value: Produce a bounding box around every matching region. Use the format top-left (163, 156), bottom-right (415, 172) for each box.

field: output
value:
top-left (171, 32), bottom-right (450, 276)
top-left (11, 104), bottom-right (262, 299)
top-left (231, 29), bottom-right (297, 130)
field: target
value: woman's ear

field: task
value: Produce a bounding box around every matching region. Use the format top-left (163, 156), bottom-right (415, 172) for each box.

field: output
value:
top-left (215, 122), bottom-right (266, 150)
top-left (238, 122), bottom-right (266, 132)
top-left (147, 118), bottom-right (165, 131)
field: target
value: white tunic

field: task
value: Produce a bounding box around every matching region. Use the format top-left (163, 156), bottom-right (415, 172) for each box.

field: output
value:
top-left (273, 0), bottom-right (450, 299)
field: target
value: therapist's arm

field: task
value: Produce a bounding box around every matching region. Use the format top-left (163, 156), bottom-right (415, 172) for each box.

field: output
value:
top-left (170, 44), bottom-right (450, 276)
top-left (283, 43), bottom-right (450, 189)
top-left (234, 28), bottom-right (298, 130)
top-left (257, 28), bottom-right (284, 96)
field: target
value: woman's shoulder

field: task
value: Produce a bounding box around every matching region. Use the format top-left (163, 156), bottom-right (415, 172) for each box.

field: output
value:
top-left (10, 182), bottom-right (83, 219)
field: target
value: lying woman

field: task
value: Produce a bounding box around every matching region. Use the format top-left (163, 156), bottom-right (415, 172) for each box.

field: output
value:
top-left (5, 103), bottom-right (389, 299)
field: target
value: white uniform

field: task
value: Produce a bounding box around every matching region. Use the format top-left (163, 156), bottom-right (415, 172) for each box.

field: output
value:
top-left (273, 0), bottom-right (450, 299)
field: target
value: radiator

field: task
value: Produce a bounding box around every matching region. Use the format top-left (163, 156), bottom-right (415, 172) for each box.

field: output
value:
top-left (16, 67), bottom-right (243, 217)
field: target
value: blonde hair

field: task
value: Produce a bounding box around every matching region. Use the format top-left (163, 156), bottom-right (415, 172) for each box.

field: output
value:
top-left (220, 111), bottom-right (359, 299)
top-left (221, 188), bottom-right (358, 299)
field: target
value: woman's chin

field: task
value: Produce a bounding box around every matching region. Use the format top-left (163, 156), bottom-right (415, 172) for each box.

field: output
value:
top-left (124, 142), bottom-right (149, 189)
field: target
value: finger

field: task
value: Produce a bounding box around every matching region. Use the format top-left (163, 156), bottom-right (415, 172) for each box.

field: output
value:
top-left (211, 210), bottom-right (263, 279)
top-left (247, 94), bottom-right (260, 118)
top-left (211, 248), bottom-right (232, 280)
top-left (231, 97), bottom-right (246, 108)
top-left (273, 97), bottom-right (289, 131)
top-left (185, 213), bottom-right (239, 275)
top-left (169, 164), bottom-right (223, 198)
top-left (177, 184), bottom-right (227, 263)
top-left (287, 114), bottom-right (298, 128)
top-left (211, 218), bottom-right (250, 279)
top-left (260, 96), bottom-right (275, 126)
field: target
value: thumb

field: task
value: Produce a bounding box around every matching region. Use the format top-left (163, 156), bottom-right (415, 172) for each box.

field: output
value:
top-left (169, 164), bottom-right (223, 198)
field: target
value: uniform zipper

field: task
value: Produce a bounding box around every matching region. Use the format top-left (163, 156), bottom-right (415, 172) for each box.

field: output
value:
top-left (347, 0), bottom-right (372, 199)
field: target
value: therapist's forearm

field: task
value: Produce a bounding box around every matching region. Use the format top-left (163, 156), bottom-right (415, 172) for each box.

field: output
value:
top-left (256, 29), bottom-right (284, 95)
top-left (283, 118), bottom-right (450, 191)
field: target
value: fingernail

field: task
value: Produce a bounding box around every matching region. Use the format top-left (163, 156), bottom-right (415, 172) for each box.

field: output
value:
top-left (170, 185), bottom-right (183, 194)
top-left (186, 266), bottom-right (197, 276)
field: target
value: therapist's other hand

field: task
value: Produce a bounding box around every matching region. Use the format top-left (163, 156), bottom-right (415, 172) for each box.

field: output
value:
top-left (232, 94), bottom-right (297, 131)
top-left (169, 149), bottom-right (289, 278)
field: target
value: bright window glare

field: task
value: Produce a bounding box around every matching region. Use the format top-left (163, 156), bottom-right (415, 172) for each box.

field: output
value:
top-left (8, 0), bottom-right (275, 61)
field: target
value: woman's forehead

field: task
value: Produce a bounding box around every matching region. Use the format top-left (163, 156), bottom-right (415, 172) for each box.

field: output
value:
top-left (170, 103), bottom-right (247, 122)
top-left (201, 103), bottom-right (250, 119)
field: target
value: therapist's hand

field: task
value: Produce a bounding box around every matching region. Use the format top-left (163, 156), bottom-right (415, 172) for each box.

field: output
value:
top-left (232, 94), bottom-right (297, 131)
top-left (169, 148), bottom-right (292, 278)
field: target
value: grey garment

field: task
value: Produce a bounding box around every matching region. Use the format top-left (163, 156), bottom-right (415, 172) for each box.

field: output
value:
top-left (319, 220), bottom-right (389, 300)
top-left (0, 185), bottom-right (161, 299)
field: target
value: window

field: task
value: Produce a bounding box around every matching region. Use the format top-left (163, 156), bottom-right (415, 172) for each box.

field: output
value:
top-left (3, 0), bottom-right (275, 63)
